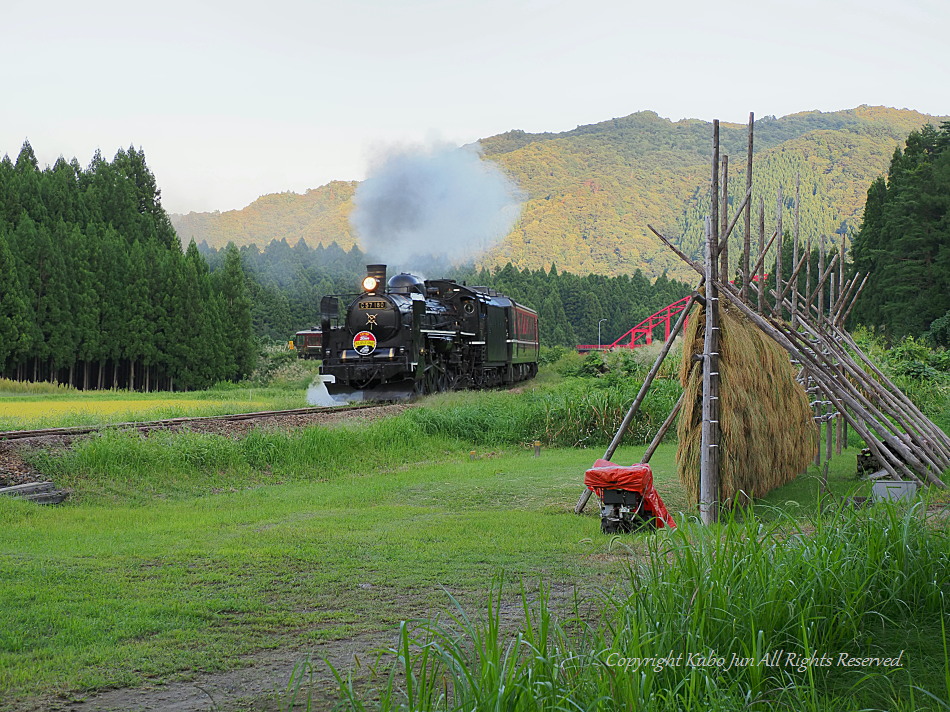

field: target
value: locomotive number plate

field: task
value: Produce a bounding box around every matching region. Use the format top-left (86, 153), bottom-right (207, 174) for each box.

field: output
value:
top-left (359, 301), bottom-right (387, 310)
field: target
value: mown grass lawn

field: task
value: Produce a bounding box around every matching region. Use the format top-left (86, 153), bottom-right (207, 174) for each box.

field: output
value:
top-left (0, 440), bottom-right (649, 708)
top-left (0, 417), bottom-right (928, 712)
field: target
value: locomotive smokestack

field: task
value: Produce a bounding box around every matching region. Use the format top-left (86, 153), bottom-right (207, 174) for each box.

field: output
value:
top-left (366, 264), bottom-right (387, 285)
top-left (362, 264), bottom-right (387, 294)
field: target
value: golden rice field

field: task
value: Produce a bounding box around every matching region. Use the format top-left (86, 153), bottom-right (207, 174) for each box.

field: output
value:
top-left (0, 378), bottom-right (311, 430)
top-left (0, 399), bottom-right (266, 421)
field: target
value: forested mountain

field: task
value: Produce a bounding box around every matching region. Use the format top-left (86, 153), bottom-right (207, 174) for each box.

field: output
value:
top-left (175, 181), bottom-right (358, 255)
top-left (850, 121), bottom-right (950, 340)
top-left (172, 106), bottom-right (947, 281)
top-left (0, 143), bottom-right (255, 390)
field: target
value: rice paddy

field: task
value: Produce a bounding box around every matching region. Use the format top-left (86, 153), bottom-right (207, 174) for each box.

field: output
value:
top-left (0, 398), bottom-right (268, 424)
top-left (0, 384), bottom-right (306, 431)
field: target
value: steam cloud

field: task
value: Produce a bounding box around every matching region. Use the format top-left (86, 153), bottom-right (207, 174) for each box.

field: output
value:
top-left (350, 142), bottom-right (523, 265)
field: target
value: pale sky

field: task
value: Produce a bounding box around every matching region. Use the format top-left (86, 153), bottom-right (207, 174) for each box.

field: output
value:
top-left (3, 0), bottom-right (946, 215)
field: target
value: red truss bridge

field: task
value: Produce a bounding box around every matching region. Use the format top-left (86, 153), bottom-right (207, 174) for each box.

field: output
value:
top-left (577, 295), bottom-right (694, 352)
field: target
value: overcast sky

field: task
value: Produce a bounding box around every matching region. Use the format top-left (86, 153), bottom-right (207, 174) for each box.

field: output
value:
top-left (3, 0), bottom-right (946, 215)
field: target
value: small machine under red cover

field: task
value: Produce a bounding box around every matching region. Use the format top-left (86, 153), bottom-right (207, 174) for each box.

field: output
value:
top-left (583, 459), bottom-right (676, 529)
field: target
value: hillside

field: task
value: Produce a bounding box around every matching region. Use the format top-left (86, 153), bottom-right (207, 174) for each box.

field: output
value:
top-left (170, 106), bottom-right (948, 279)
top-left (172, 180), bottom-right (359, 253)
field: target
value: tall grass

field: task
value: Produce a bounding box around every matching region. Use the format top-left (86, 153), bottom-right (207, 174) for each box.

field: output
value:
top-left (408, 378), bottom-right (681, 449)
top-left (31, 417), bottom-right (460, 501)
top-left (337, 504), bottom-right (950, 711)
top-left (0, 378), bottom-right (76, 396)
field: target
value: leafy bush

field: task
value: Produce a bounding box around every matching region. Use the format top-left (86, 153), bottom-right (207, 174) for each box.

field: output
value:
top-left (249, 346), bottom-right (320, 388)
top-left (537, 345), bottom-right (569, 366)
top-left (925, 309), bottom-right (950, 348)
top-left (892, 360), bottom-right (940, 380)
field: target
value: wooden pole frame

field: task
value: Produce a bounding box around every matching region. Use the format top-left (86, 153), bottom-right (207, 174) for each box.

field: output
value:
top-left (742, 112), bottom-right (753, 302)
top-left (574, 292), bottom-right (699, 514)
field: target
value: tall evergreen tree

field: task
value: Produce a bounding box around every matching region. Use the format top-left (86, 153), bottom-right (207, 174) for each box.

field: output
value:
top-left (851, 122), bottom-right (950, 339)
top-left (0, 226), bottom-right (30, 370)
top-left (214, 243), bottom-right (256, 380)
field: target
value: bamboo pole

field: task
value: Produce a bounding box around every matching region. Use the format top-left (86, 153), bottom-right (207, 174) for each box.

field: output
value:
top-left (753, 198), bottom-right (778, 314)
top-left (720, 155), bottom-right (729, 280)
top-left (700, 217), bottom-right (720, 524)
top-left (699, 119), bottom-right (722, 525)
top-left (742, 112), bottom-right (753, 302)
top-left (774, 187), bottom-right (783, 318)
top-left (792, 173), bottom-right (800, 327)
top-left (805, 233), bottom-right (813, 316)
top-left (839, 233), bottom-right (846, 315)
top-left (842, 406), bottom-right (848, 451)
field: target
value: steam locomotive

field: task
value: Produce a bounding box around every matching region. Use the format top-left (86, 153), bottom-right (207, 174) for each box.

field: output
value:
top-left (319, 264), bottom-right (539, 399)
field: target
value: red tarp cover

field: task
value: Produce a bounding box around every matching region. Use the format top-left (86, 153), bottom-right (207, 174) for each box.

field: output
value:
top-left (583, 459), bottom-right (676, 529)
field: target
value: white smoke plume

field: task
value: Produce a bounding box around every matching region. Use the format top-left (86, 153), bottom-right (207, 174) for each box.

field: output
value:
top-left (350, 142), bottom-right (523, 265)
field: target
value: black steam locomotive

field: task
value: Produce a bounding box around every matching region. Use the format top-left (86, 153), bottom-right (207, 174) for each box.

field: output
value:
top-left (319, 265), bottom-right (539, 399)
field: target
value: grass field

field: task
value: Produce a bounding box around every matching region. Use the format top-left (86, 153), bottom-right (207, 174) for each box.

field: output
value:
top-left (3, 417), bottom-right (947, 710)
top-left (1, 366), bottom-right (948, 711)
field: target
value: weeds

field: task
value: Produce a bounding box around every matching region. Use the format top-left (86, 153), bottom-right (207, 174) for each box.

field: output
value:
top-left (31, 416), bottom-right (459, 502)
top-left (408, 377), bottom-right (680, 449)
top-left (0, 378), bottom-right (76, 395)
top-left (340, 504), bottom-right (950, 711)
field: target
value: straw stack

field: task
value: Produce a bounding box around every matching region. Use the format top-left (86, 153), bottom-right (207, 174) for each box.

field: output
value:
top-left (677, 293), bottom-right (818, 506)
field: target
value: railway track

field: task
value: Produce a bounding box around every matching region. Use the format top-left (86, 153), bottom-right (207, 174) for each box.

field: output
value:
top-left (0, 402), bottom-right (384, 442)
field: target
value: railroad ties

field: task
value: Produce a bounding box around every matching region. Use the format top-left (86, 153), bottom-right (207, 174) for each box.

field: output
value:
top-left (0, 481), bottom-right (68, 505)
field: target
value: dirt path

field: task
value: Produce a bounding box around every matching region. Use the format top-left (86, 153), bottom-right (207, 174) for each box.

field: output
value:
top-left (26, 582), bottom-right (587, 712)
top-left (34, 632), bottom-right (391, 712)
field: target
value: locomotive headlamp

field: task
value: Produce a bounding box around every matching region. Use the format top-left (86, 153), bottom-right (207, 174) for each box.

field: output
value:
top-left (362, 276), bottom-right (378, 292)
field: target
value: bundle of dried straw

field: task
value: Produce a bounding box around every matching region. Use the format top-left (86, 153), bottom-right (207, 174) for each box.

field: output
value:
top-left (677, 295), bottom-right (818, 506)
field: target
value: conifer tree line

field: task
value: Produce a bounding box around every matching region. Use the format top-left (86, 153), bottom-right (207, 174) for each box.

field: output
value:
top-left (850, 122), bottom-right (950, 342)
top-left (0, 142), bottom-right (255, 390)
top-left (451, 263), bottom-right (692, 347)
top-left (199, 239), bottom-right (693, 348)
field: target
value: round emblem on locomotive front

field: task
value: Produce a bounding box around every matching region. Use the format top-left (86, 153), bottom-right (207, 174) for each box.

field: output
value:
top-left (352, 330), bottom-right (377, 355)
